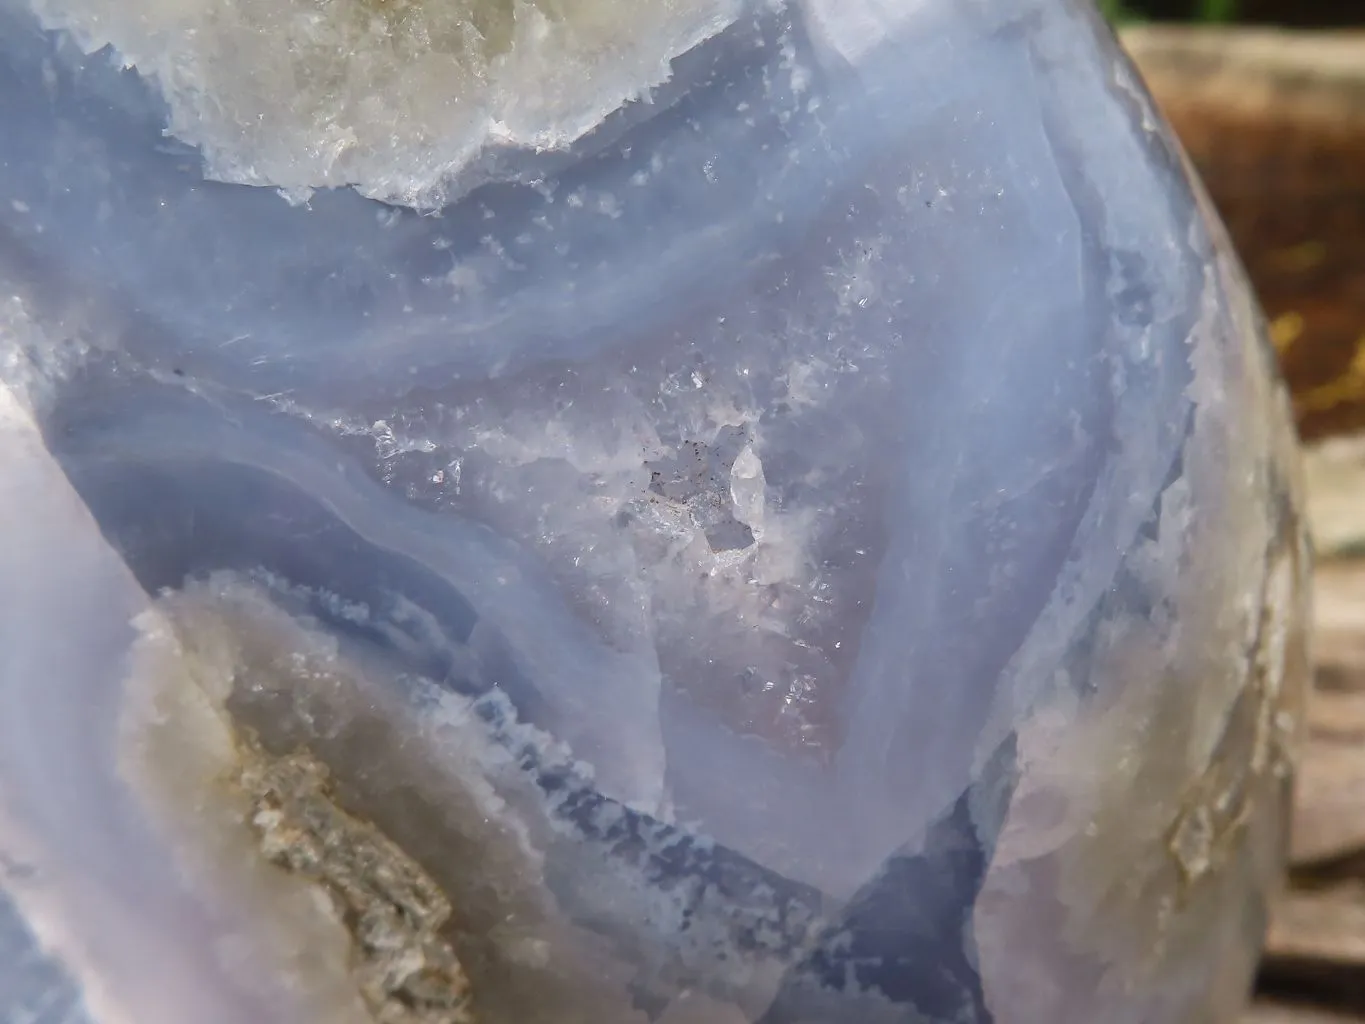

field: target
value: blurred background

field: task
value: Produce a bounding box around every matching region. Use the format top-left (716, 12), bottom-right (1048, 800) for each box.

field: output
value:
top-left (1116, 6), bottom-right (1365, 1021)
top-left (1109, 0), bottom-right (1363, 28)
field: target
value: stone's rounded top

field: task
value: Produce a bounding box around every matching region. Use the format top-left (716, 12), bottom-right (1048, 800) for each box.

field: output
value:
top-left (802, 0), bottom-right (930, 63)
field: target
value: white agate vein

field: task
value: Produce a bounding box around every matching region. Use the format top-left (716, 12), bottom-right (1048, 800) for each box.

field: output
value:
top-left (29, 0), bottom-right (742, 210)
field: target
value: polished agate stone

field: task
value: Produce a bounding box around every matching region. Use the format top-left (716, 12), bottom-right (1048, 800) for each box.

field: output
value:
top-left (0, 0), bottom-right (1310, 1021)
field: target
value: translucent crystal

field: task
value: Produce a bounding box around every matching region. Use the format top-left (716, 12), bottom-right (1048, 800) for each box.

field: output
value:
top-left (0, 0), bottom-right (1310, 1021)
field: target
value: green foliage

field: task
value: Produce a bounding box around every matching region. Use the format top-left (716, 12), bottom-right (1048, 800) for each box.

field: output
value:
top-left (1192, 0), bottom-right (1240, 21)
top-left (1097, 0), bottom-right (1240, 23)
top-left (1097, 0), bottom-right (1143, 23)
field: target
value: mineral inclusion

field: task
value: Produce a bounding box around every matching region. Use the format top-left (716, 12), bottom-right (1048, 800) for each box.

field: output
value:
top-left (0, 0), bottom-right (1310, 1021)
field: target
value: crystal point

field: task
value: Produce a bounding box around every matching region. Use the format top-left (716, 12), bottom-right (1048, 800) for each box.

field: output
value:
top-left (0, 1), bottom-right (1310, 1022)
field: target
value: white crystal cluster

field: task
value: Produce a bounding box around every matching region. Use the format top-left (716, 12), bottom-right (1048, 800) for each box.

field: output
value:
top-left (30, 0), bottom-right (740, 209)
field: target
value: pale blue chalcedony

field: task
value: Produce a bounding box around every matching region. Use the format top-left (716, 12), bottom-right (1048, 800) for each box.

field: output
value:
top-left (0, 0), bottom-right (1309, 1021)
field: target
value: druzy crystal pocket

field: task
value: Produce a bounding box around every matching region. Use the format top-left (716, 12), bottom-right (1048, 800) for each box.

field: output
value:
top-left (0, 0), bottom-right (1310, 1021)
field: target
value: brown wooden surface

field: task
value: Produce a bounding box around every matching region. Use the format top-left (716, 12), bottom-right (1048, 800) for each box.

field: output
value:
top-left (1123, 26), bottom-right (1365, 444)
top-left (1249, 550), bottom-right (1365, 1022)
top-left (1120, 26), bottom-right (1365, 1022)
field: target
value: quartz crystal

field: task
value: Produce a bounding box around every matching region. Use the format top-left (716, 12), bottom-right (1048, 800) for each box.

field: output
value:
top-left (0, 0), bottom-right (1310, 1021)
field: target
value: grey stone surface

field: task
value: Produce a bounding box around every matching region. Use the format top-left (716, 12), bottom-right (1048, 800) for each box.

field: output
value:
top-left (0, 0), bottom-right (1310, 1021)
top-left (0, 889), bottom-right (90, 1024)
